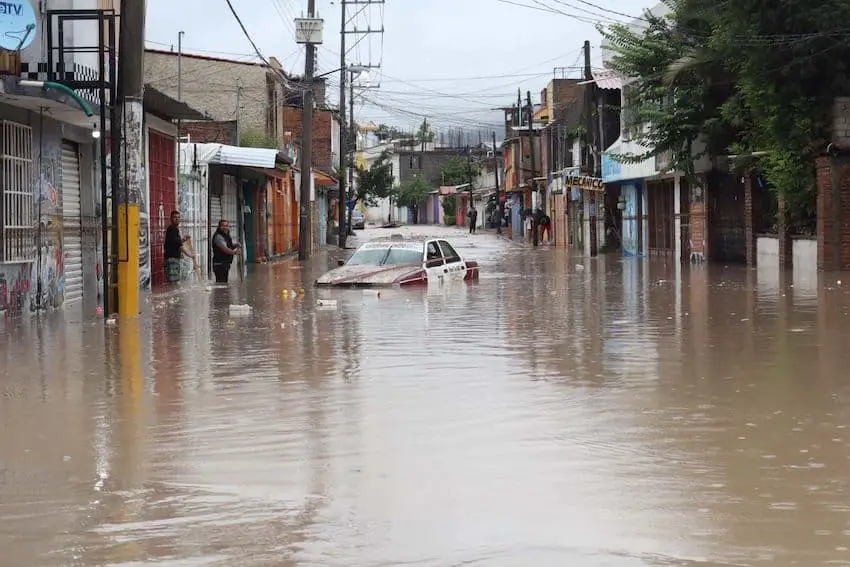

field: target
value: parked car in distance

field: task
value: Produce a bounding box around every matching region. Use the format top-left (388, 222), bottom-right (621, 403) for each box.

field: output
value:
top-left (350, 210), bottom-right (365, 230)
top-left (316, 237), bottom-right (480, 287)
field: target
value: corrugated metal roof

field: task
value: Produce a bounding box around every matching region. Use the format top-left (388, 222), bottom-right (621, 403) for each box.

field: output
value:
top-left (592, 69), bottom-right (624, 91)
top-left (183, 143), bottom-right (278, 168)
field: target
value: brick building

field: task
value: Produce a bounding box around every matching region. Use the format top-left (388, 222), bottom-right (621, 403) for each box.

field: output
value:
top-left (144, 49), bottom-right (327, 147)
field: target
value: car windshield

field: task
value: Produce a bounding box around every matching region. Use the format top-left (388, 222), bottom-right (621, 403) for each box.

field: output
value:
top-left (346, 246), bottom-right (422, 266)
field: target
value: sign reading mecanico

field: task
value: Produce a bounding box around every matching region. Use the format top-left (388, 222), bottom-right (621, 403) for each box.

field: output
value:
top-left (0, 0), bottom-right (36, 51)
top-left (565, 175), bottom-right (604, 191)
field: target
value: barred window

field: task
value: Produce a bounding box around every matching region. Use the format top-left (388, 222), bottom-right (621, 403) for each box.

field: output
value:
top-left (0, 121), bottom-right (35, 263)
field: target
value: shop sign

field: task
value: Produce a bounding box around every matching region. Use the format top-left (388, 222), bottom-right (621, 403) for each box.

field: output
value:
top-left (566, 175), bottom-right (605, 191)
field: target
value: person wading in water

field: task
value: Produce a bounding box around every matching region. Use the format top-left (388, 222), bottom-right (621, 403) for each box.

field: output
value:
top-left (164, 211), bottom-right (192, 284)
top-left (211, 219), bottom-right (241, 283)
top-left (468, 205), bottom-right (478, 234)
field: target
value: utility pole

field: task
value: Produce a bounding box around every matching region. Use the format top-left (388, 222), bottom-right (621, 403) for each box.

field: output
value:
top-left (493, 131), bottom-right (502, 235)
top-left (527, 90), bottom-right (539, 247)
top-left (466, 146), bottom-right (473, 228)
top-left (348, 74), bottom-right (355, 233)
top-left (583, 40), bottom-right (598, 256)
top-left (235, 79), bottom-right (242, 145)
top-left (296, 0), bottom-right (319, 261)
top-left (116, 0), bottom-right (146, 316)
top-left (176, 31), bottom-right (184, 211)
top-left (337, 0), bottom-right (347, 248)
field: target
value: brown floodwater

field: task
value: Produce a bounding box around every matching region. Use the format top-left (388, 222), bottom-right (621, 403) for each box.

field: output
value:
top-left (2, 226), bottom-right (850, 567)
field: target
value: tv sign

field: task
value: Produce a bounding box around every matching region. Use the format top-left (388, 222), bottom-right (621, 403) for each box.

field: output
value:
top-left (0, 1), bottom-right (36, 51)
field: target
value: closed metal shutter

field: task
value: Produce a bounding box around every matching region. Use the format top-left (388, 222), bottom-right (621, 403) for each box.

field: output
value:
top-left (61, 142), bottom-right (83, 302)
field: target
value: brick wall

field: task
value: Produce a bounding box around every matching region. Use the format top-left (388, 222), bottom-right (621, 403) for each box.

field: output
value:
top-left (816, 155), bottom-right (850, 270)
top-left (145, 50), bottom-right (270, 133)
top-left (182, 120), bottom-right (238, 145)
top-left (690, 200), bottom-right (708, 261)
top-left (282, 106), bottom-right (335, 172)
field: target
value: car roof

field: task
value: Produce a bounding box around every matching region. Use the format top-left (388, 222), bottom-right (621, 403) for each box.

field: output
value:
top-left (358, 239), bottom-right (425, 250)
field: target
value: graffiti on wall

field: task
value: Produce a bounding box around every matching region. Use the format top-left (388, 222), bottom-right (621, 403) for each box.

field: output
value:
top-left (0, 265), bottom-right (31, 317)
top-left (32, 142), bottom-right (65, 312)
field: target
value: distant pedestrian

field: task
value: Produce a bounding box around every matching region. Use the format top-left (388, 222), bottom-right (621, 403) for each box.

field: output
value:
top-left (468, 206), bottom-right (478, 234)
top-left (164, 211), bottom-right (191, 283)
top-left (539, 210), bottom-right (552, 243)
top-left (211, 219), bottom-right (241, 283)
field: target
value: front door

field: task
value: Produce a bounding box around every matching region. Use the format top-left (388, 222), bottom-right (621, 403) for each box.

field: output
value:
top-left (437, 240), bottom-right (467, 281)
top-left (424, 240), bottom-right (446, 284)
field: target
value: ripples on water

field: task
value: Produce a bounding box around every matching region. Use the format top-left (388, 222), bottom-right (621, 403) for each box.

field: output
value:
top-left (2, 228), bottom-right (850, 566)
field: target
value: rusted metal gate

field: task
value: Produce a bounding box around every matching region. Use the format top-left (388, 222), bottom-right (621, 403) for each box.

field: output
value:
top-left (148, 130), bottom-right (177, 287)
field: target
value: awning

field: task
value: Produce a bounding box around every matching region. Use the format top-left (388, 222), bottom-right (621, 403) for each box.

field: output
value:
top-left (188, 143), bottom-right (279, 168)
top-left (314, 170), bottom-right (338, 186)
top-left (585, 69), bottom-right (624, 91)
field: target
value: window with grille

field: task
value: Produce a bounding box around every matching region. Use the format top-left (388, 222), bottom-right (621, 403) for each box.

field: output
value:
top-left (0, 121), bottom-right (35, 263)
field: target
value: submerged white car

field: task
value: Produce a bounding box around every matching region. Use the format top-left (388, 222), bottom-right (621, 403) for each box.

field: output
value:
top-left (316, 237), bottom-right (480, 287)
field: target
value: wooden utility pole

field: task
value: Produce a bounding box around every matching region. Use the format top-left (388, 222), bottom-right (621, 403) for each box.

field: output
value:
top-left (298, 0), bottom-right (317, 261)
top-left (527, 90), bottom-right (539, 247)
top-left (116, 0), bottom-right (146, 316)
top-left (493, 131), bottom-right (502, 235)
top-left (583, 40), bottom-right (598, 256)
top-left (337, 0), bottom-right (347, 248)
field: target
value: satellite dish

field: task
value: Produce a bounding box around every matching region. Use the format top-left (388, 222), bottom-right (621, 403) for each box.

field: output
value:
top-left (0, 1), bottom-right (37, 52)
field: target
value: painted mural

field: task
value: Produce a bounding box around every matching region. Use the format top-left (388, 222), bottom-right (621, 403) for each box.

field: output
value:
top-left (32, 140), bottom-right (64, 312)
top-left (0, 121), bottom-right (64, 317)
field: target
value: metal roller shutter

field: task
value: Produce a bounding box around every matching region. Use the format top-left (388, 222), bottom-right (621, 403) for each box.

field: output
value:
top-left (61, 142), bottom-right (83, 302)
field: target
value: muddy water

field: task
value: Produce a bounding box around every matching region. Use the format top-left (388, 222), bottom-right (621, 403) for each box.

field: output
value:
top-left (2, 226), bottom-right (850, 566)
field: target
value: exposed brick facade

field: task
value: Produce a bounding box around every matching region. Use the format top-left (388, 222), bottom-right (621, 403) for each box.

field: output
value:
top-left (281, 106), bottom-right (337, 173)
top-left (690, 200), bottom-right (708, 261)
top-left (816, 155), bottom-right (850, 270)
top-left (182, 120), bottom-right (238, 145)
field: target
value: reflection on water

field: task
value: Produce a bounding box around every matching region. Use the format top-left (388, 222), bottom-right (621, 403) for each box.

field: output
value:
top-left (3, 228), bottom-right (850, 566)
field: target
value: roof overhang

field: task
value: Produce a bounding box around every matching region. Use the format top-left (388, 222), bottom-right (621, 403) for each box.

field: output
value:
top-left (186, 143), bottom-right (279, 168)
top-left (0, 78), bottom-right (99, 130)
top-left (144, 85), bottom-right (207, 121)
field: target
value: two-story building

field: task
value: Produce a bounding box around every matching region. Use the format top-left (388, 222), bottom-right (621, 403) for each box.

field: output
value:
top-left (1, 0), bottom-right (203, 316)
top-left (145, 49), bottom-right (341, 252)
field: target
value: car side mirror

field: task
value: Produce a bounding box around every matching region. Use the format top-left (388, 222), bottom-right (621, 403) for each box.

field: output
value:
top-left (337, 259), bottom-right (345, 266)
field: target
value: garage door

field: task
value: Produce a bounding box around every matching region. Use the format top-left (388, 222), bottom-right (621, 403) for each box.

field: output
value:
top-left (61, 142), bottom-right (83, 302)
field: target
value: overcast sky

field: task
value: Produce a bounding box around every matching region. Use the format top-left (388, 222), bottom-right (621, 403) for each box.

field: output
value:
top-left (147, 0), bottom-right (653, 136)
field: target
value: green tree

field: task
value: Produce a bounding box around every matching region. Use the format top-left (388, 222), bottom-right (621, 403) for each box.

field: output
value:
top-left (354, 150), bottom-right (395, 207)
top-left (440, 155), bottom-right (479, 186)
top-left (598, 4), bottom-right (728, 185)
top-left (416, 119), bottom-right (435, 144)
top-left (441, 194), bottom-right (457, 225)
top-left (395, 175), bottom-right (432, 223)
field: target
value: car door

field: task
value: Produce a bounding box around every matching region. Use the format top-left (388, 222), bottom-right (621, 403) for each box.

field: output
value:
top-left (438, 240), bottom-right (467, 281)
top-left (424, 240), bottom-right (446, 283)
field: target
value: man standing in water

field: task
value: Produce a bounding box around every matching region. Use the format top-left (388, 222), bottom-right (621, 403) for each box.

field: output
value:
top-left (164, 211), bottom-right (191, 284)
top-left (468, 204), bottom-right (478, 234)
top-left (211, 219), bottom-right (241, 283)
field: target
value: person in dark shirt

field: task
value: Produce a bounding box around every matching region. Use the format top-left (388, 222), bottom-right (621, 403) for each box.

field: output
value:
top-left (164, 211), bottom-right (190, 283)
top-left (468, 205), bottom-right (478, 234)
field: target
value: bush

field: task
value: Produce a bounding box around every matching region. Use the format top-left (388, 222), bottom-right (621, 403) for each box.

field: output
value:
top-left (444, 215), bottom-right (456, 226)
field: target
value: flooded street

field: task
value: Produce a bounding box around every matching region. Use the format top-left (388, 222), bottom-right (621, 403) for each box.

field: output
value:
top-left (3, 225), bottom-right (850, 566)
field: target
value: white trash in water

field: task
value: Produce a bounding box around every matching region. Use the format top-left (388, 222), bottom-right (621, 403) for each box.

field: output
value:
top-left (363, 290), bottom-right (381, 298)
top-left (229, 304), bottom-right (253, 316)
top-left (576, 264), bottom-right (585, 271)
top-left (316, 299), bottom-right (337, 307)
